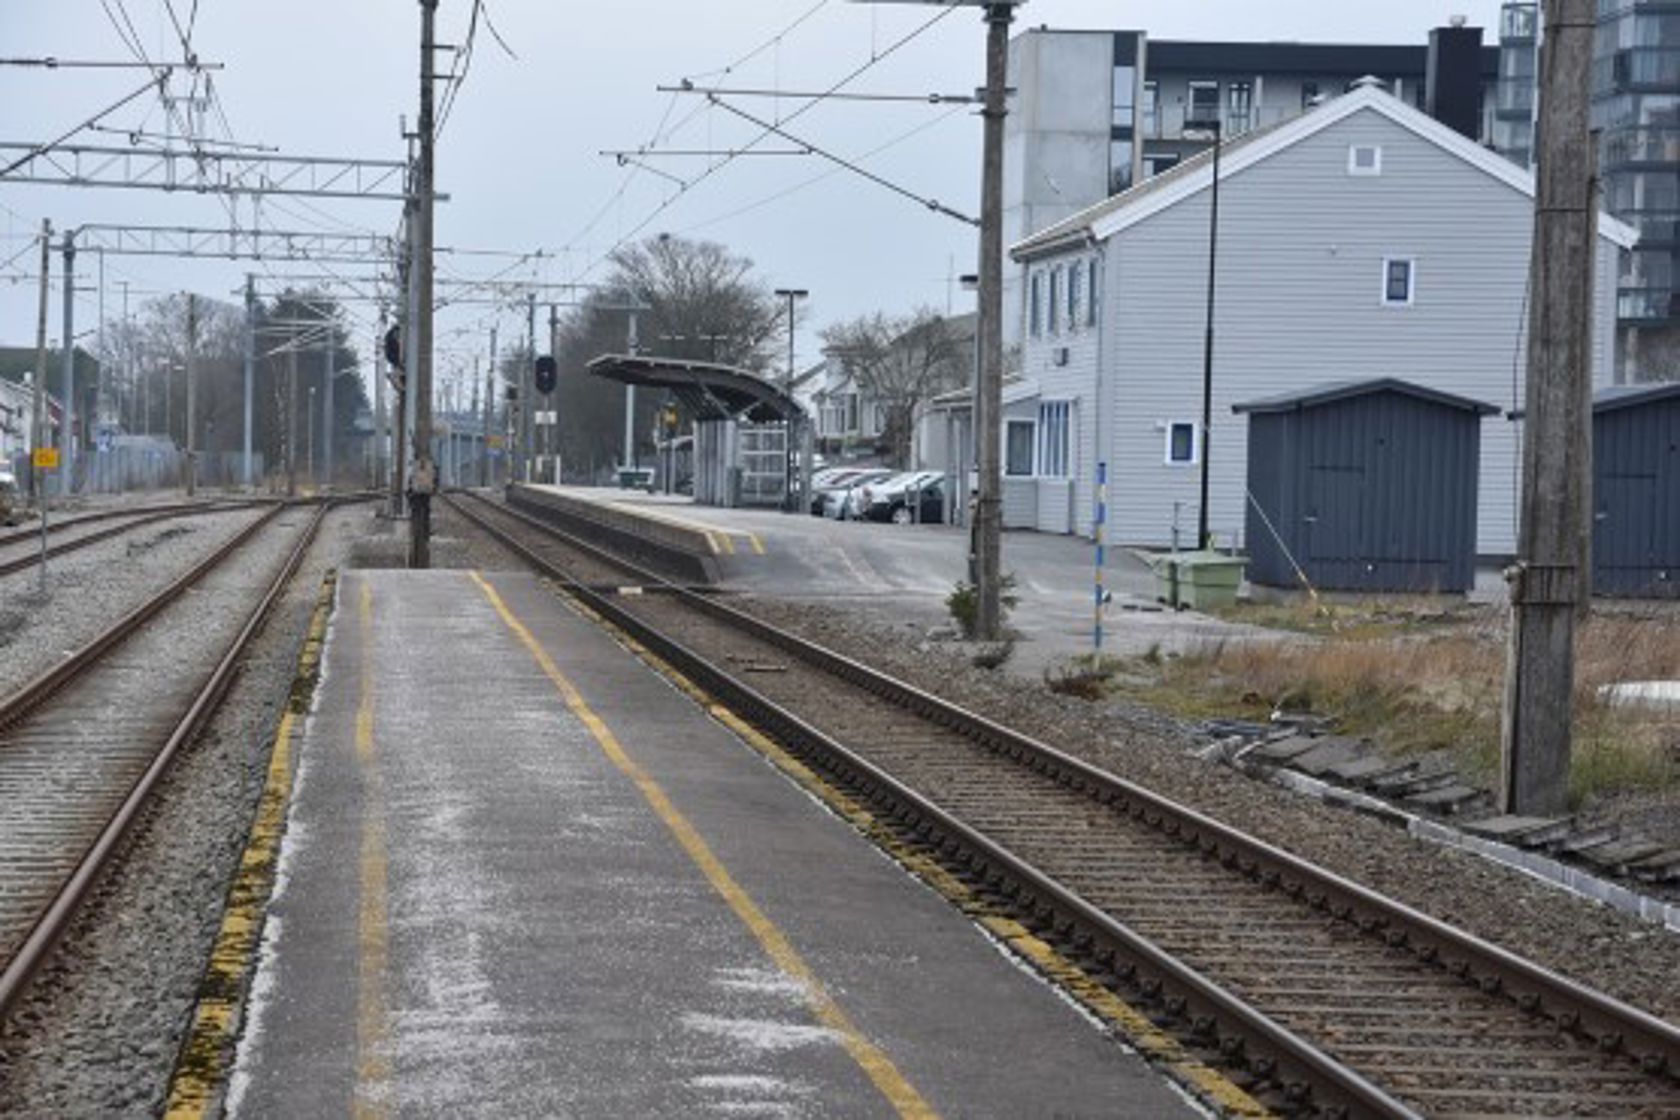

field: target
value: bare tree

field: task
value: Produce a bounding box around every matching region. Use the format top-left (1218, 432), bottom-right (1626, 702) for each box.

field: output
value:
top-left (820, 308), bottom-right (972, 468)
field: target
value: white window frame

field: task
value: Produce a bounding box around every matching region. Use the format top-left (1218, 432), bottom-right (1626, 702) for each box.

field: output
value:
top-left (1381, 256), bottom-right (1416, 307)
top-left (1005, 419), bottom-right (1037, 477)
top-left (1163, 420), bottom-right (1200, 466)
top-left (1348, 144), bottom-right (1383, 176)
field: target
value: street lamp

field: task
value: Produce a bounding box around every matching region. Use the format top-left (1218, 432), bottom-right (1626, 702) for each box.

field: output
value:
top-left (774, 287), bottom-right (809, 512)
top-left (855, 0), bottom-right (1023, 640)
top-left (1188, 117), bottom-right (1224, 552)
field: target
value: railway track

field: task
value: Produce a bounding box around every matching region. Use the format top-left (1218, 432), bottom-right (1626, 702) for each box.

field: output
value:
top-left (0, 499), bottom-right (268, 580)
top-left (449, 490), bottom-right (1680, 1118)
top-left (0, 500), bottom-right (328, 1018)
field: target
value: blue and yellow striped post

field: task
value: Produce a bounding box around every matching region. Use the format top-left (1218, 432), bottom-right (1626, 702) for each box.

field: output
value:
top-left (1094, 460), bottom-right (1108, 651)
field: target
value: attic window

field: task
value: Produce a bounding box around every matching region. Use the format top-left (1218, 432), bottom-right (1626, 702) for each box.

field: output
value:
top-left (1348, 144), bottom-right (1383, 176)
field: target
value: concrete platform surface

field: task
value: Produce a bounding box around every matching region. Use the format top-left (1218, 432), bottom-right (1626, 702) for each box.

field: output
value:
top-left (518, 484), bottom-right (1276, 668)
top-left (227, 569), bottom-right (1198, 1117)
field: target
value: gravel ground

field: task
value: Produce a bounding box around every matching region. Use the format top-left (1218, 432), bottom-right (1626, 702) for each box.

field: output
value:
top-left (439, 500), bottom-right (1680, 1022)
top-left (0, 502), bottom-right (379, 1117)
top-left (0, 507), bottom-right (272, 698)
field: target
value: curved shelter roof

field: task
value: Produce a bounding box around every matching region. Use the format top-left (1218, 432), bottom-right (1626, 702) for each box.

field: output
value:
top-left (586, 354), bottom-right (803, 424)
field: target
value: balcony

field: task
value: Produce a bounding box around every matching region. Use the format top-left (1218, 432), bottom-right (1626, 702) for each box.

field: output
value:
top-left (1501, 3), bottom-right (1539, 41)
top-left (1496, 76), bottom-right (1536, 118)
top-left (1602, 126), bottom-right (1680, 169)
top-left (1143, 103), bottom-right (1295, 143)
top-left (1617, 287), bottom-right (1680, 323)
top-left (1595, 48), bottom-right (1680, 94)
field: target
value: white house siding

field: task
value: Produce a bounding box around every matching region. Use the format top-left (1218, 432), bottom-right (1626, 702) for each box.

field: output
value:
top-left (1017, 263), bottom-right (1105, 532)
top-left (1091, 106), bottom-right (1618, 554)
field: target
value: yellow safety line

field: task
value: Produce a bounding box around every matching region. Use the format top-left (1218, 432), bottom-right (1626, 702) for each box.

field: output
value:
top-left (469, 571), bottom-right (937, 1120)
top-left (353, 579), bottom-right (392, 1119)
top-left (163, 573), bottom-right (338, 1120)
top-left (553, 588), bottom-right (1273, 1120)
top-left (747, 532), bottom-right (767, 556)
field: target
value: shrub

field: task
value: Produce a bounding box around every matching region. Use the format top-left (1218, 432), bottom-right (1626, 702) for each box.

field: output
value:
top-left (946, 573), bottom-right (1019, 640)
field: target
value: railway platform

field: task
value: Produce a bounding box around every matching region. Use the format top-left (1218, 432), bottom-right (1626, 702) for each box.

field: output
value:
top-left (221, 569), bottom-right (1199, 1117)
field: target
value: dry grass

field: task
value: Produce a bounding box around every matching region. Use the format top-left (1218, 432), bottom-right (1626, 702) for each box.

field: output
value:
top-left (1115, 607), bottom-right (1680, 808)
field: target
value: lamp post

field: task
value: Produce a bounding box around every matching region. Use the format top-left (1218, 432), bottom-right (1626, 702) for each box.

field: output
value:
top-left (774, 287), bottom-right (808, 511)
top-left (1196, 117), bottom-right (1223, 551)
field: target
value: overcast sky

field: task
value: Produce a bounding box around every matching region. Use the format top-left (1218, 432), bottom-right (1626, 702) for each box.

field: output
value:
top-left (0, 0), bottom-right (1505, 392)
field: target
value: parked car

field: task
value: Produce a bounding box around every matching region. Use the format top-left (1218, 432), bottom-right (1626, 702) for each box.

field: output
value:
top-left (0, 470), bottom-right (17, 526)
top-left (855, 470), bottom-right (945, 524)
top-left (814, 468), bottom-right (893, 519)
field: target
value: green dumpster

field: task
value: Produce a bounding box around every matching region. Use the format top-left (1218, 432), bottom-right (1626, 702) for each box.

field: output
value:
top-left (1151, 550), bottom-right (1246, 610)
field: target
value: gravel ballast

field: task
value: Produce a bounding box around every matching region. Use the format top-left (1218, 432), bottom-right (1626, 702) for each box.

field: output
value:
top-left (0, 503), bottom-right (377, 1116)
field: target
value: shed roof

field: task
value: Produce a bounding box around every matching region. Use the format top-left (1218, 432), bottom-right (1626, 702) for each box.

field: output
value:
top-left (1232, 377), bottom-right (1499, 416)
top-left (1592, 381), bottom-right (1680, 415)
top-left (586, 353), bottom-right (803, 423)
top-left (1010, 85), bottom-right (1639, 260)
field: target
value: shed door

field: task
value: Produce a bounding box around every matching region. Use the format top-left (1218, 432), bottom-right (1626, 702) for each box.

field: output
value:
top-left (1595, 472), bottom-right (1658, 588)
top-left (1304, 466), bottom-right (1366, 566)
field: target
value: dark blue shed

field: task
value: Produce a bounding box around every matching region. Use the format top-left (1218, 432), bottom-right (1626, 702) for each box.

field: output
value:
top-left (1593, 382), bottom-right (1680, 598)
top-left (1235, 378), bottom-right (1497, 593)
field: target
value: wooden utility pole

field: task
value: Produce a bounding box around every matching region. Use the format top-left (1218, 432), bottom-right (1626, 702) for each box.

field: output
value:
top-left (1500, 0), bottom-right (1598, 815)
top-left (408, 0), bottom-right (438, 568)
top-left (973, 2), bottom-right (1014, 641)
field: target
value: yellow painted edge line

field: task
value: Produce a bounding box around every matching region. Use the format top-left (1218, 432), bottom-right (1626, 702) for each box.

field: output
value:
top-left (746, 531), bottom-right (766, 556)
top-left (353, 579), bottom-right (391, 1119)
top-left (470, 571), bottom-right (937, 1120)
top-left (548, 581), bottom-right (1273, 1120)
top-left (163, 572), bottom-right (339, 1120)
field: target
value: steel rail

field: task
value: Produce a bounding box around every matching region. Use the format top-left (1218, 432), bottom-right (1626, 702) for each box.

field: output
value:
top-left (0, 502), bottom-right (329, 1018)
top-left (0, 498), bottom-right (260, 551)
top-left (459, 491), bottom-right (1680, 1096)
top-left (0, 501), bottom-right (270, 578)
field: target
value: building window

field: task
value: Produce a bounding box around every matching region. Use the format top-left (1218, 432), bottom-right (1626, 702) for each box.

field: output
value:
top-left (1038, 401), bottom-right (1070, 478)
top-left (1142, 80), bottom-right (1159, 138)
top-left (1112, 64), bottom-right (1136, 128)
top-left (1029, 272), bottom-right (1043, 337)
top-left (1048, 267), bottom-right (1062, 334)
top-left (1301, 80), bottom-right (1321, 109)
top-left (1382, 257), bottom-right (1416, 306)
top-left (845, 392), bottom-right (859, 432)
top-left (1086, 258), bottom-right (1100, 327)
top-left (1006, 420), bottom-right (1036, 476)
top-left (1165, 421), bottom-right (1199, 466)
top-left (1227, 82), bottom-right (1253, 136)
top-left (1067, 262), bottom-right (1082, 328)
top-left (1188, 81), bottom-right (1220, 130)
top-left (1348, 144), bottom-right (1383, 176)
top-left (1109, 139), bottom-right (1134, 194)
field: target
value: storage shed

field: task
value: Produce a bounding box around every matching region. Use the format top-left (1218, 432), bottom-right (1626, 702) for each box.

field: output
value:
top-left (1593, 382), bottom-right (1680, 599)
top-left (1234, 378), bottom-right (1497, 593)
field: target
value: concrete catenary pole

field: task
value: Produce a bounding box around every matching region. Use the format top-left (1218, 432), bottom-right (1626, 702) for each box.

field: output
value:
top-left (482, 325), bottom-right (495, 487)
top-left (323, 315), bottom-right (335, 489)
top-left (1500, 0), bottom-right (1598, 815)
top-left (522, 291), bottom-right (536, 483)
top-left (547, 302), bottom-right (559, 484)
top-left (408, 0), bottom-right (439, 568)
top-left (184, 292), bottom-right (197, 497)
top-left (625, 306), bottom-right (640, 472)
top-left (30, 220), bottom-right (50, 508)
top-left (973, 2), bottom-right (1014, 641)
top-left (243, 275), bottom-right (255, 488)
top-left (286, 338), bottom-right (298, 498)
top-left (373, 316), bottom-right (387, 488)
top-left (59, 230), bottom-right (75, 498)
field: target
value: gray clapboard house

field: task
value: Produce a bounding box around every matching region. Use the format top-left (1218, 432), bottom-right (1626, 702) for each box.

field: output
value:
top-left (1008, 83), bottom-right (1635, 555)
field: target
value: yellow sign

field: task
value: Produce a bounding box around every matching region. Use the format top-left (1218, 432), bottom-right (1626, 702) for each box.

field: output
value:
top-left (32, 447), bottom-right (59, 470)
top-left (487, 435), bottom-right (505, 449)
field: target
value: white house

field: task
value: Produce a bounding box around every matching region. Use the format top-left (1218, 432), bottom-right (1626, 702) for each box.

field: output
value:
top-left (1007, 83), bottom-right (1634, 554)
top-left (806, 356), bottom-right (890, 455)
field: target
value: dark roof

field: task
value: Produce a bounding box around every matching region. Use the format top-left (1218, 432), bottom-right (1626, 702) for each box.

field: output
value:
top-left (1146, 39), bottom-right (1499, 79)
top-left (1593, 381), bottom-right (1680, 414)
top-left (1233, 378), bottom-right (1499, 416)
top-left (586, 354), bottom-right (803, 423)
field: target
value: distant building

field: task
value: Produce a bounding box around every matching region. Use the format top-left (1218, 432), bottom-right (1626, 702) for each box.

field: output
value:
top-left (1004, 21), bottom-right (1499, 345)
top-left (1008, 86), bottom-right (1633, 552)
